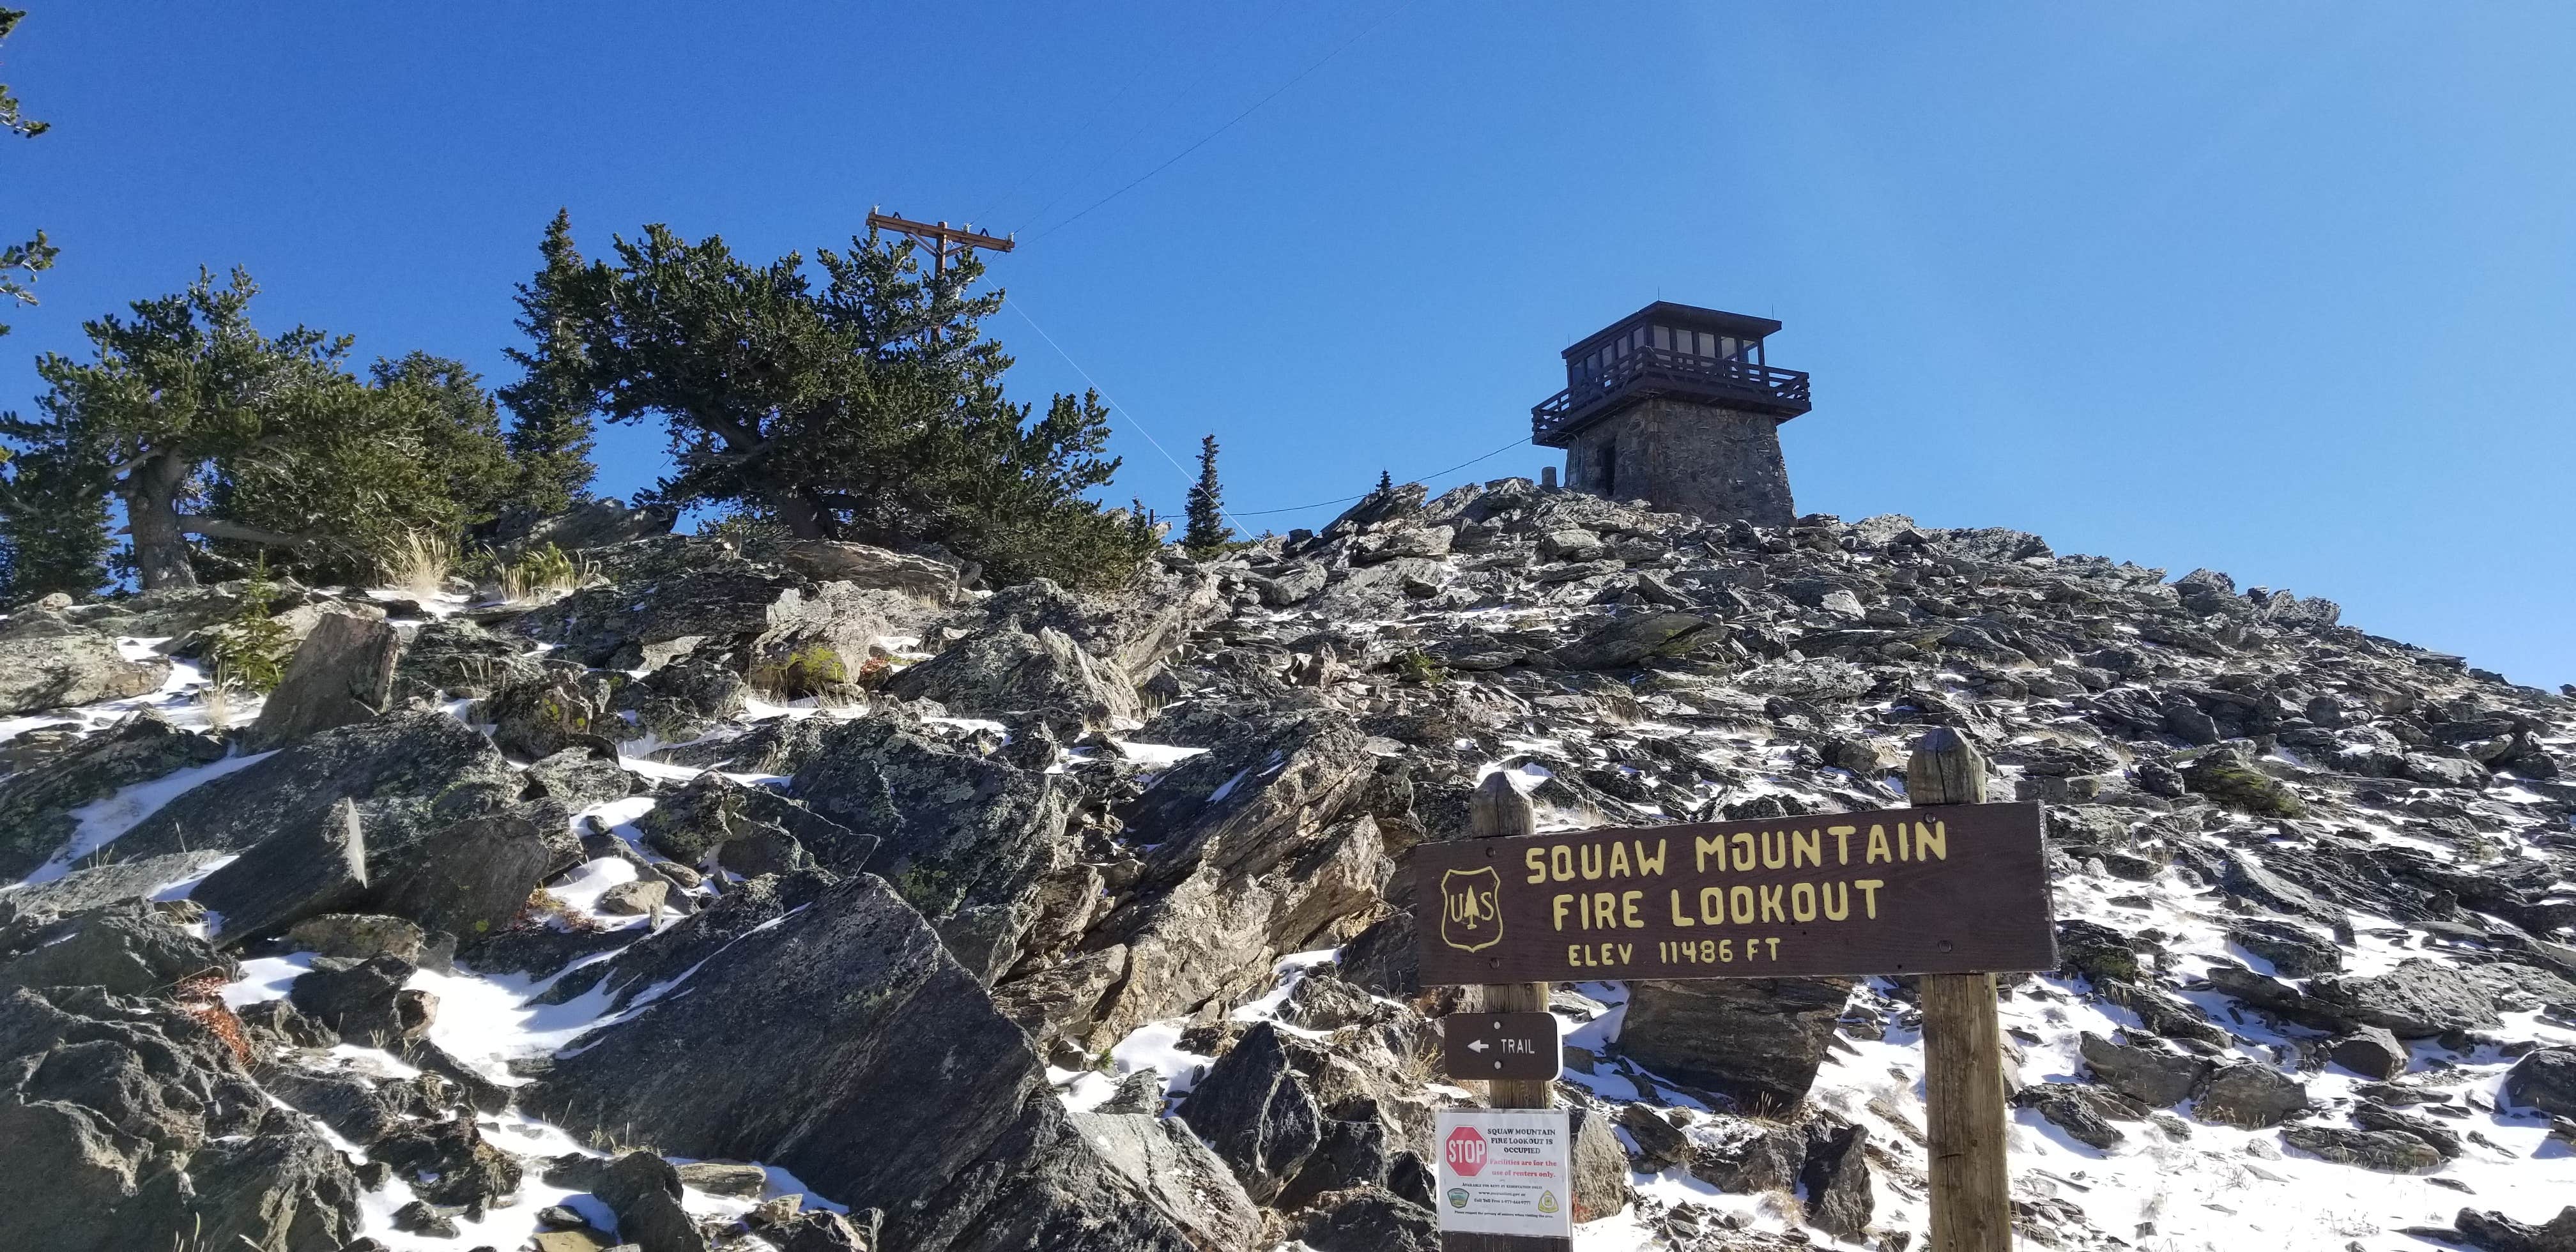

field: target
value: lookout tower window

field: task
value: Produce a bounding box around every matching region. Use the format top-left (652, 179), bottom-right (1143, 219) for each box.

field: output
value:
top-left (1599, 439), bottom-right (1618, 498)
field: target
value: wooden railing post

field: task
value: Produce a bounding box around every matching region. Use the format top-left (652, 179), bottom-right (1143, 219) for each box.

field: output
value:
top-left (1908, 728), bottom-right (2013, 1252)
top-left (1452, 770), bottom-right (1568, 1252)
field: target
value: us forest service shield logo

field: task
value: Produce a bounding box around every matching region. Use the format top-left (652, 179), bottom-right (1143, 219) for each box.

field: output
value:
top-left (1440, 867), bottom-right (1504, 953)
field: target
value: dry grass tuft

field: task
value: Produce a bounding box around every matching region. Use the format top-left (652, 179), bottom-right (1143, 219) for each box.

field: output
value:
top-left (380, 530), bottom-right (456, 599)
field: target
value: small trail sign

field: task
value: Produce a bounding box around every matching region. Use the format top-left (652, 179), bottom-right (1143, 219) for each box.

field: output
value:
top-left (1434, 1108), bottom-right (1574, 1240)
top-left (1414, 800), bottom-right (2055, 987)
top-left (1440, 1011), bottom-right (1562, 1082)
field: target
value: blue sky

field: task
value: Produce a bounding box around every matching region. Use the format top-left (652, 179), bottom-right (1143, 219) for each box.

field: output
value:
top-left (4, 4), bottom-right (2571, 686)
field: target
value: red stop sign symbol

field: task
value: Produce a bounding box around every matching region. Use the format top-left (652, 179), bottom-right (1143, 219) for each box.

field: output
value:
top-left (1445, 1125), bottom-right (1488, 1177)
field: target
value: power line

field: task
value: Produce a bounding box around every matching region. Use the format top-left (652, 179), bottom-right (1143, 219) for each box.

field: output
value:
top-left (1032, 0), bottom-right (1415, 241)
top-left (1230, 435), bottom-right (1533, 516)
top-left (1001, 294), bottom-right (1252, 537)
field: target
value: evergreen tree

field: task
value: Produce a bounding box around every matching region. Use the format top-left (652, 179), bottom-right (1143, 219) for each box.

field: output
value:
top-left (208, 353), bottom-right (517, 581)
top-left (538, 220), bottom-right (1154, 588)
top-left (0, 443), bottom-right (107, 600)
top-left (1, 7), bottom-right (57, 338)
top-left (1, 270), bottom-right (514, 588)
top-left (1183, 434), bottom-right (1232, 556)
top-left (496, 210), bottom-right (599, 515)
top-left (1376, 469), bottom-right (1393, 494)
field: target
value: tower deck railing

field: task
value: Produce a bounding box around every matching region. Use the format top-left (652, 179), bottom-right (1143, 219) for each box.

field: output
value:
top-left (1531, 347), bottom-right (1811, 446)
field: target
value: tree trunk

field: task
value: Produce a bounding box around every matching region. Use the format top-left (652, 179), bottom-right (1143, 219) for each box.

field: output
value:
top-left (768, 491), bottom-right (827, 541)
top-left (123, 455), bottom-right (199, 592)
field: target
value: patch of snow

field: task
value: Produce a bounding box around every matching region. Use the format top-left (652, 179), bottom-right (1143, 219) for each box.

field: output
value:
top-left (21, 747), bottom-right (275, 884)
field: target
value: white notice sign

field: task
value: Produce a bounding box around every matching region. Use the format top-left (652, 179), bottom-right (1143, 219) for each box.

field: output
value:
top-left (1433, 1108), bottom-right (1574, 1238)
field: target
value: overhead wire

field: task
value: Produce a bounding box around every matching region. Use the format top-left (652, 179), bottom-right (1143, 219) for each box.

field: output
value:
top-left (1001, 293), bottom-right (1253, 537)
top-left (1031, 0), bottom-right (1417, 240)
top-left (1228, 435), bottom-right (1533, 516)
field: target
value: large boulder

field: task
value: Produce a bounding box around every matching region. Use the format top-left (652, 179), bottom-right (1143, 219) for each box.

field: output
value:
top-left (2079, 1033), bottom-right (2211, 1108)
top-left (525, 874), bottom-right (1221, 1251)
top-left (2193, 1063), bottom-right (2308, 1128)
top-left (372, 812), bottom-right (554, 942)
top-left (513, 565), bottom-right (818, 669)
top-left (192, 797), bottom-right (369, 946)
top-left (0, 850), bottom-right (228, 928)
top-left (1066, 1108), bottom-right (1263, 1251)
top-left (241, 611), bottom-right (402, 751)
top-left (0, 984), bottom-right (363, 1252)
top-left (112, 712), bottom-right (520, 877)
top-left (0, 712), bottom-right (226, 881)
top-left (789, 716), bottom-right (1074, 982)
top-left (635, 769), bottom-right (876, 873)
top-left (1176, 1021), bottom-right (1322, 1204)
top-left (766, 539), bottom-right (963, 600)
top-left (2504, 1048), bottom-right (2576, 1118)
top-left (2454, 1206), bottom-right (2576, 1252)
top-left (2281, 1125), bottom-right (2444, 1173)
top-left (0, 618), bottom-right (168, 717)
top-left (884, 622), bottom-right (1141, 730)
top-left (289, 955), bottom-right (436, 1048)
top-left (1618, 978), bottom-right (1852, 1111)
top-left (1549, 611), bottom-right (1724, 669)
top-left (0, 901), bottom-right (226, 996)
top-left (2307, 959), bottom-right (2501, 1038)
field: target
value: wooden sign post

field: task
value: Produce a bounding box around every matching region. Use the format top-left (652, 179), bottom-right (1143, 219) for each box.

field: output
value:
top-left (1420, 736), bottom-right (2051, 1251)
top-left (1909, 728), bottom-right (2013, 1252)
top-left (1455, 772), bottom-right (1568, 1252)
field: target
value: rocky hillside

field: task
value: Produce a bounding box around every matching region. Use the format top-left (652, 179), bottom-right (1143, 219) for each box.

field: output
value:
top-left (1, 477), bottom-right (2571, 1252)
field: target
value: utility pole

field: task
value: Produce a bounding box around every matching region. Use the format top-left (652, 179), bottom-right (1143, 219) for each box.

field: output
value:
top-left (866, 209), bottom-right (1016, 281)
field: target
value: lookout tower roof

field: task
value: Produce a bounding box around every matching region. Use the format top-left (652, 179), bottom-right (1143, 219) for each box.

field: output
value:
top-left (1559, 302), bottom-right (1783, 362)
top-left (1531, 301), bottom-right (1812, 448)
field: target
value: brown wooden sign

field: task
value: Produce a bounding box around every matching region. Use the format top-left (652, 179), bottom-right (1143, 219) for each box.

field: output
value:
top-left (1440, 1012), bottom-right (1563, 1082)
top-left (1413, 801), bottom-right (2055, 986)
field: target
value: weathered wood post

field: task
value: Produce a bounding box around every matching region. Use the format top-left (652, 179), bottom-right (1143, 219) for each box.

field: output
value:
top-left (1908, 727), bottom-right (2012, 1252)
top-left (1453, 770), bottom-right (1570, 1252)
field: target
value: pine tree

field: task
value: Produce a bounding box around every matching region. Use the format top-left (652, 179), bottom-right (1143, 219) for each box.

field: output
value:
top-left (0, 7), bottom-right (55, 339)
top-left (1183, 434), bottom-right (1232, 557)
top-left (496, 210), bottom-right (599, 515)
top-left (1, 270), bottom-right (516, 588)
top-left (0, 444), bottom-right (109, 600)
top-left (1376, 469), bottom-right (1393, 495)
top-left (535, 220), bottom-right (1155, 588)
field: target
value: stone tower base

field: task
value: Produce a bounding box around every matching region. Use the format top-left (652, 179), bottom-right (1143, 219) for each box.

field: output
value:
top-left (1561, 399), bottom-right (1795, 526)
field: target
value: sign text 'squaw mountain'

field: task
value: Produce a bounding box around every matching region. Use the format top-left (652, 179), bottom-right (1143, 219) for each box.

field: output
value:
top-left (1414, 801), bottom-right (2057, 986)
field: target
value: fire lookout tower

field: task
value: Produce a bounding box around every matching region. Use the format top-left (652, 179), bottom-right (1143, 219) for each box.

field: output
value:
top-left (1531, 302), bottom-right (1811, 527)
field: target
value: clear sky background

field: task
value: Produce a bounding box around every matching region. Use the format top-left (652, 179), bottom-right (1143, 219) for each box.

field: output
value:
top-left (3, 4), bottom-right (2571, 687)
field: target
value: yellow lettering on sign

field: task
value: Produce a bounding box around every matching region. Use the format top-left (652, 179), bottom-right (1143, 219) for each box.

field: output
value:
top-left (1550, 845), bottom-right (1573, 882)
top-left (1637, 838), bottom-right (1667, 876)
top-left (1759, 830), bottom-right (1787, 870)
top-left (1526, 846), bottom-right (1547, 884)
top-left (1793, 828), bottom-right (1821, 868)
top-left (1579, 844), bottom-right (1603, 881)
top-left (1916, 820), bottom-right (1947, 861)
top-left (1699, 886), bottom-right (1724, 925)
top-left (1791, 881), bottom-right (1817, 922)
top-left (1866, 825), bottom-right (1892, 864)
top-left (1695, 833), bottom-right (1724, 874)
top-left (1729, 885), bottom-right (1754, 926)
top-left (1609, 841), bottom-right (1632, 878)
top-left (1758, 883), bottom-right (1786, 923)
top-left (1552, 894), bottom-right (1573, 931)
top-left (1669, 889), bottom-right (1695, 927)
top-left (1822, 880), bottom-right (1850, 920)
top-left (1830, 824), bottom-right (1854, 865)
top-left (1857, 878), bottom-right (1885, 919)
top-left (1621, 890), bottom-right (1643, 928)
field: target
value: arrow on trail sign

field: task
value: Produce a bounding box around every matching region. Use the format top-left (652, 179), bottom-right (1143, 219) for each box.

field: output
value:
top-left (1439, 1011), bottom-right (1561, 1082)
